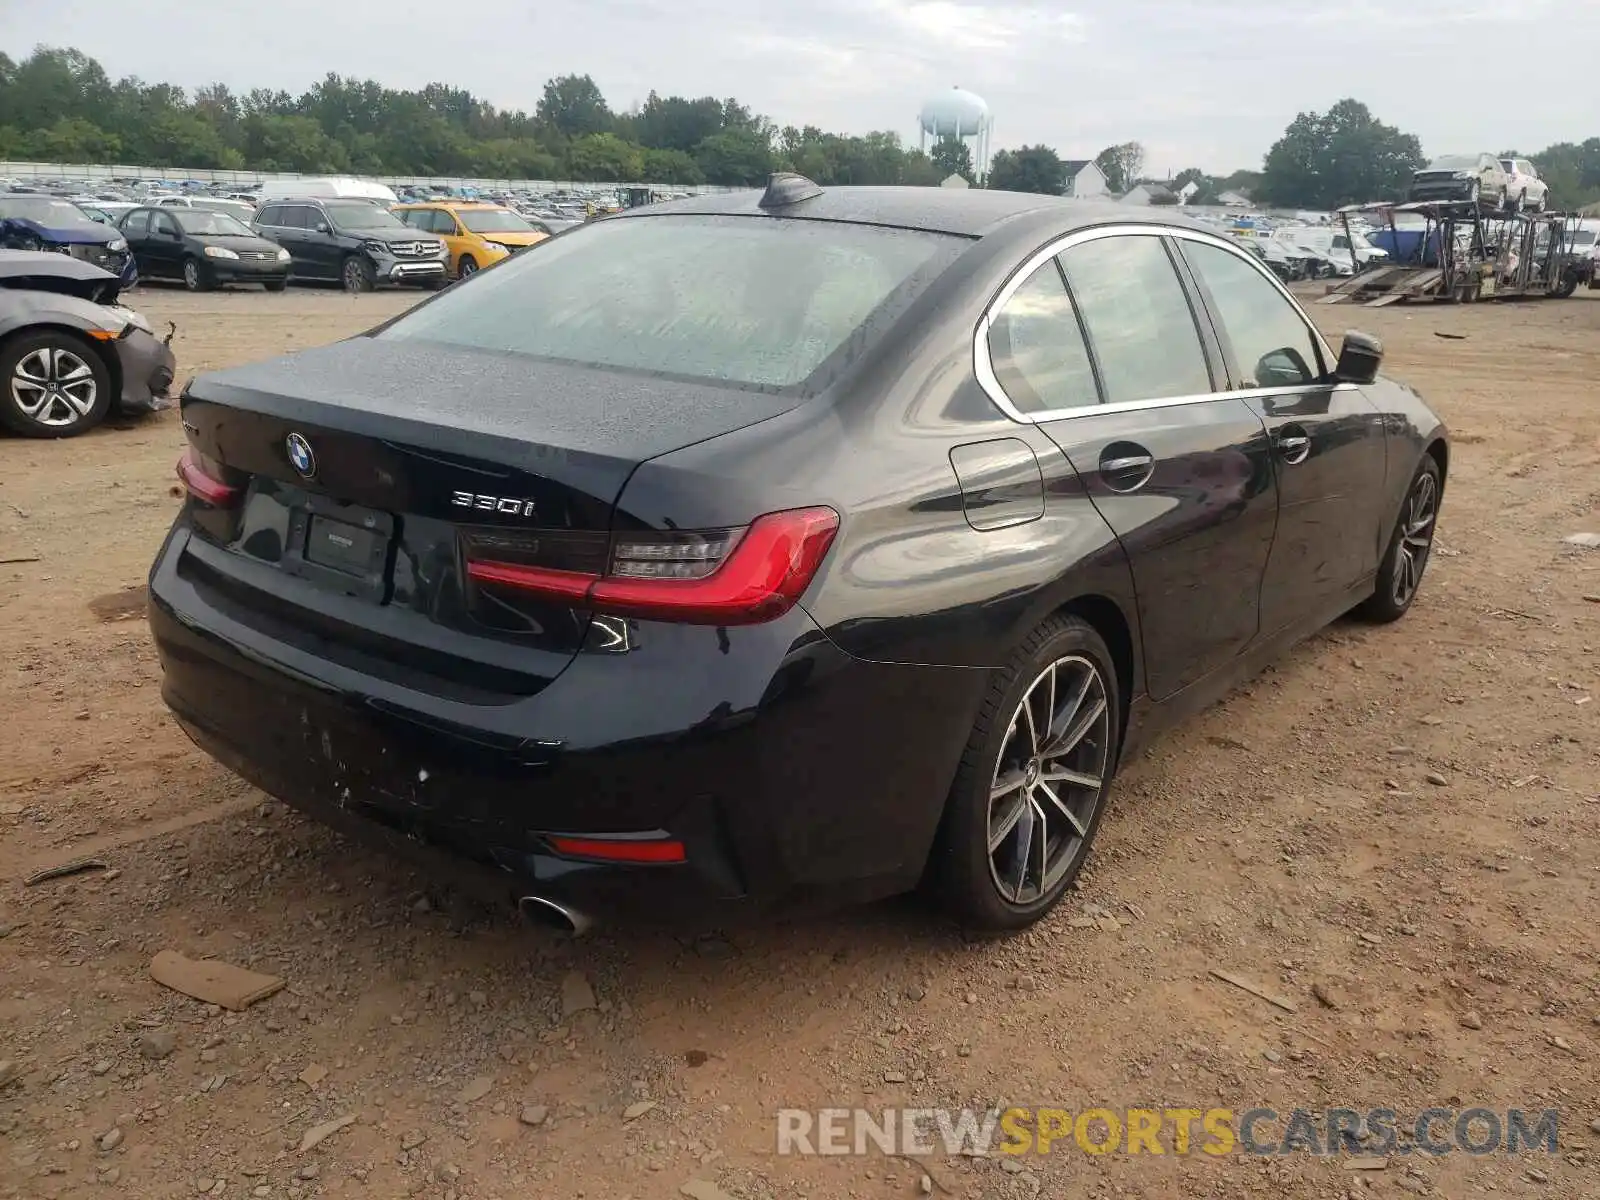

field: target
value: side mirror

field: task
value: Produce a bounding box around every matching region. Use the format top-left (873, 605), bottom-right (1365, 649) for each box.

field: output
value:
top-left (1335, 330), bottom-right (1383, 385)
top-left (315, 221), bottom-right (330, 233)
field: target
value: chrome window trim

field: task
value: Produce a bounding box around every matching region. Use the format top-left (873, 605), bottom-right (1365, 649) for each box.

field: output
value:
top-left (974, 223), bottom-right (1351, 424)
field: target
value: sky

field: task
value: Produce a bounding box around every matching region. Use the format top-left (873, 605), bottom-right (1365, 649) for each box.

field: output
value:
top-left (5, 0), bottom-right (1597, 176)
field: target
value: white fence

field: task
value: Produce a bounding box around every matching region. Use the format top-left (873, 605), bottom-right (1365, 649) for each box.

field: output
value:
top-left (0, 160), bottom-right (746, 194)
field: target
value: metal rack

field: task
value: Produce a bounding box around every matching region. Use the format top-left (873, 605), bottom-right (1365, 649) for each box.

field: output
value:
top-left (1319, 201), bottom-right (1590, 306)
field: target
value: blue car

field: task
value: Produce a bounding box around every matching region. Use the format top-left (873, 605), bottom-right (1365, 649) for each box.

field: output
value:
top-left (0, 194), bottom-right (138, 287)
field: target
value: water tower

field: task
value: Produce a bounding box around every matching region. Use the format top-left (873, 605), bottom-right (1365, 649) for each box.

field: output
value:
top-left (918, 86), bottom-right (993, 182)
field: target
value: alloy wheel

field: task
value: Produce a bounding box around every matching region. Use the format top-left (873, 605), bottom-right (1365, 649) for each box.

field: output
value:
top-left (1393, 471), bottom-right (1437, 607)
top-left (184, 259), bottom-right (201, 290)
top-left (987, 654), bottom-right (1111, 906)
top-left (11, 345), bottom-right (98, 429)
top-left (343, 258), bottom-right (371, 292)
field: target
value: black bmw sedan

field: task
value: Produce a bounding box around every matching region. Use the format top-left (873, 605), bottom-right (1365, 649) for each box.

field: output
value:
top-left (148, 177), bottom-right (1447, 932)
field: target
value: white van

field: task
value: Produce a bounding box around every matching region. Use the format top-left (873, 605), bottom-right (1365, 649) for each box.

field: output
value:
top-left (1271, 225), bottom-right (1387, 273)
top-left (254, 177), bottom-right (398, 206)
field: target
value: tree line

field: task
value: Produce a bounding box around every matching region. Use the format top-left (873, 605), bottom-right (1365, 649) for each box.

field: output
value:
top-left (2, 47), bottom-right (1596, 210)
top-left (0, 47), bottom-right (950, 186)
top-left (1256, 99), bottom-right (1600, 211)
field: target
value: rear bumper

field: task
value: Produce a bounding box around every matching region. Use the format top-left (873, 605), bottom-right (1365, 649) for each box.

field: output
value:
top-left (1407, 180), bottom-right (1480, 203)
top-left (147, 523), bottom-right (989, 922)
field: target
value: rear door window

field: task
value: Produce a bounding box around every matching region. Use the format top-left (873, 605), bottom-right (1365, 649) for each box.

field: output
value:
top-left (1057, 234), bottom-right (1214, 403)
top-left (378, 215), bottom-right (962, 391)
top-left (986, 262), bottom-right (1099, 413)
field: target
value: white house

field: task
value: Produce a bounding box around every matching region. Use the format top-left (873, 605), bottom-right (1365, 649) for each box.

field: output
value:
top-left (1120, 183), bottom-right (1176, 206)
top-left (1059, 160), bottom-right (1109, 199)
top-left (939, 173), bottom-right (971, 189)
top-left (1176, 180), bottom-right (1199, 204)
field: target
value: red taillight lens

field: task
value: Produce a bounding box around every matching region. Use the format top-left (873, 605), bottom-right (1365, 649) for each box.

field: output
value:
top-left (545, 836), bottom-right (687, 864)
top-left (176, 447), bottom-right (242, 508)
top-left (465, 506), bottom-right (839, 626)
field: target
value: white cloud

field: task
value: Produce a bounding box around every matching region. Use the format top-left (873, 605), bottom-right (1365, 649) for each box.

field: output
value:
top-left (4, 0), bottom-right (1596, 174)
top-left (880, 2), bottom-right (1088, 51)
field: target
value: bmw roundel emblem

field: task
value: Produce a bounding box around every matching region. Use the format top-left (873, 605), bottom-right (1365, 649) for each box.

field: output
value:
top-left (285, 433), bottom-right (316, 478)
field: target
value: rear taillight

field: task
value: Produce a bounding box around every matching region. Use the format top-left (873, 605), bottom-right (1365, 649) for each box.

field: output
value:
top-left (465, 506), bottom-right (839, 626)
top-left (176, 447), bottom-right (242, 508)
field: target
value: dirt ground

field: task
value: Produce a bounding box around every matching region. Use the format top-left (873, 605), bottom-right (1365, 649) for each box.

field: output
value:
top-left (1, 283), bottom-right (1597, 1200)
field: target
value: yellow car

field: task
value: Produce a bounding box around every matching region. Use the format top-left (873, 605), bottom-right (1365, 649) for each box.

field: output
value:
top-left (391, 202), bottom-right (550, 278)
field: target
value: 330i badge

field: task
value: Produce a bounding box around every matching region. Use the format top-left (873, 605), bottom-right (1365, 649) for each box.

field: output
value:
top-left (451, 491), bottom-right (539, 517)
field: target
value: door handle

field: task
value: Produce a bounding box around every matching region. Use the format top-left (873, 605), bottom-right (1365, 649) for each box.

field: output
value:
top-left (1098, 447), bottom-right (1155, 492)
top-left (1276, 426), bottom-right (1311, 465)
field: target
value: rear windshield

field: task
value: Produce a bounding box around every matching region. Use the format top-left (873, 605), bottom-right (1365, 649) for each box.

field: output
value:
top-left (376, 214), bottom-right (960, 390)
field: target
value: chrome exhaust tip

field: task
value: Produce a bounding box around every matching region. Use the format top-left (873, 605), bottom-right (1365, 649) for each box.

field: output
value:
top-left (518, 894), bottom-right (593, 936)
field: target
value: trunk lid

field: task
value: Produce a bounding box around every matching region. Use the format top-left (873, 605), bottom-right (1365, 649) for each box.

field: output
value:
top-left (177, 337), bottom-right (802, 700)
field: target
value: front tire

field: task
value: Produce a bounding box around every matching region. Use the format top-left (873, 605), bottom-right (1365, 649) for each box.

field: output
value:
top-left (933, 616), bottom-right (1120, 932)
top-left (342, 255), bottom-right (375, 294)
top-left (457, 255), bottom-right (478, 279)
top-left (182, 257), bottom-right (214, 292)
top-left (1356, 457), bottom-right (1441, 623)
top-left (263, 278), bottom-right (287, 293)
top-left (0, 330), bottom-right (113, 438)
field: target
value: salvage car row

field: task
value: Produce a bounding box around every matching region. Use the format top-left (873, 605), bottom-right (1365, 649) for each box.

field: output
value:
top-left (0, 191), bottom-right (556, 295)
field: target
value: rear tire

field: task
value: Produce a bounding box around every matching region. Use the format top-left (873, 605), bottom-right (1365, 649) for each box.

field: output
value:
top-left (0, 329), bottom-right (113, 438)
top-left (1356, 457), bottom-right (1441, 623)
top-left (342, 255), bottom-right (375, 294)
top-left (932, 615), bottom-right (1121, 932)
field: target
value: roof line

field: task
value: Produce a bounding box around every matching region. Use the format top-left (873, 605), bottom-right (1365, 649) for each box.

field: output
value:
top-left (615, 210), bottom-right (984, 238)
